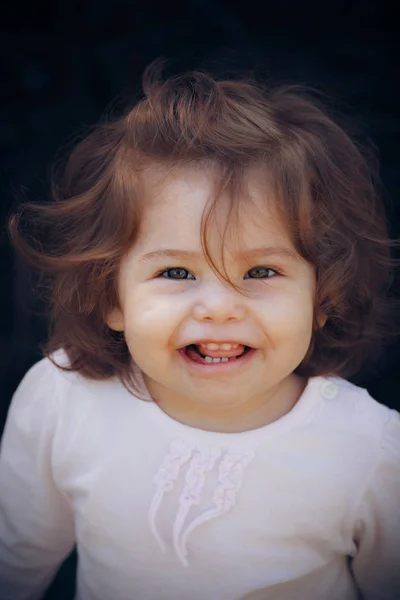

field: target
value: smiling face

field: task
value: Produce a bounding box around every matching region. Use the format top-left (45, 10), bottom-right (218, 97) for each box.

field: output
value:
top-left (107, 165), bottom-right (325, 431)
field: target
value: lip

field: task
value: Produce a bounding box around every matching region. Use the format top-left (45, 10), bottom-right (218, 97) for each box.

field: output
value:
top-left (177, 346), bottom-right (258, 376)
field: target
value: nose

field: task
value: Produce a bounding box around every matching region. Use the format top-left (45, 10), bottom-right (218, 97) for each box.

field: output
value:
top-left (192, 281), bottom-right (247, 323)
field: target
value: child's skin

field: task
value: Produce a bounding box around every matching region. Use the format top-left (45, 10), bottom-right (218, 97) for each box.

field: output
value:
top-left (107, 163), bottom-right (327, 433)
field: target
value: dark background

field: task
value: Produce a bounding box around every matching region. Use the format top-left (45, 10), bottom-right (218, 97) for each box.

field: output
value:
top-left (0, 1), bottom-right (399, 598)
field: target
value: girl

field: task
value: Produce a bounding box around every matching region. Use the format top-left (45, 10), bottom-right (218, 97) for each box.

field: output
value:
top-left (1, 61), bottom-right (400, 600)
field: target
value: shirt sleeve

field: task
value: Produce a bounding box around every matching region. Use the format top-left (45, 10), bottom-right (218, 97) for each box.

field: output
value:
top-left (350, 408), bottom-right (400, 600)
top-left (0, 358), bottom-right (75, 600)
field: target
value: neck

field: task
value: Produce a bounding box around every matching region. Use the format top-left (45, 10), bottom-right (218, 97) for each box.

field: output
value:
top-left (144, 374), bottom-right (307, 433)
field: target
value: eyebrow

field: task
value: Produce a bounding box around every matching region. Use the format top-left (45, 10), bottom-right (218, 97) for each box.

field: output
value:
top-left (139, 246), bottom-right (300, 264)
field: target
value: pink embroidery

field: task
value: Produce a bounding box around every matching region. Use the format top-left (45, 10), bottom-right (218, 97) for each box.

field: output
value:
top-left (149, 439), bottom-right (193, 552)
top-left (179, 447), bottom-right (255, 564)
top-left (173, 446), bottom-right (221, 564)
top-left (149, 440), bottom-right (255, 565)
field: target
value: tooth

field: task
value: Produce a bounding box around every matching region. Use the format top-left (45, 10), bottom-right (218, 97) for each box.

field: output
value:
top-left (203, 355), bottom-right (231, 364)
top-left (202, 342), bottom-right (242, 350)
top-left (205, 343), bottom-right (219, 350)
top-left (220, 343), bottom-right (232, 350)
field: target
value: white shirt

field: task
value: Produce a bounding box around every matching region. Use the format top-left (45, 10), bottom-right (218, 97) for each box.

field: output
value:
top-left (0, 350), bottom-right (399, 600)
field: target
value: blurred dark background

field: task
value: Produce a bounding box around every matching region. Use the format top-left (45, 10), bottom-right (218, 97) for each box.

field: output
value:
top-left (0, 1), bottom-right (399, 598)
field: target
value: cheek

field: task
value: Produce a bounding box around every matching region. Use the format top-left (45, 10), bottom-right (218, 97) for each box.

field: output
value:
top-left (123, 293), bottom-right (184, 342)
top-left (257, 293), bottom-right (314, 334)
top-left (121, 293), bottom-right (185, 374)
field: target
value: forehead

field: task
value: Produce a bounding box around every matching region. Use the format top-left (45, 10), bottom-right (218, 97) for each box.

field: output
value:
top-left (137, 164), bottom-right (293, 249)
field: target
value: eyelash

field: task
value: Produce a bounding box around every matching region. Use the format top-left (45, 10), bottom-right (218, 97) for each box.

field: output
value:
top-left (155, 266), bottom-right (282, 280)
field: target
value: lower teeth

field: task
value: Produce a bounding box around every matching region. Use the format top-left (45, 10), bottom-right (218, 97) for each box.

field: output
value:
top-left (204, 356), bottom-right (231, 363)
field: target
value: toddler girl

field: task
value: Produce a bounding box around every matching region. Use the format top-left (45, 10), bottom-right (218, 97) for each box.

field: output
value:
top-left (1, 62), bottom-right (399, 600)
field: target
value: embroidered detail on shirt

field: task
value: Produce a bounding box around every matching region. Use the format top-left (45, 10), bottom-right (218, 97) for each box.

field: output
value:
top-left (149, 439), bottom-right (193, 552)
top-left (149, 440), bottom-right (256, 566)
top-left (173, 445), bottom-right (221, 565)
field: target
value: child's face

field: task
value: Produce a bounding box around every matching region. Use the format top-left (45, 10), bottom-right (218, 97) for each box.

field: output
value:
top-left (107, 165), bottom-right (324, 422)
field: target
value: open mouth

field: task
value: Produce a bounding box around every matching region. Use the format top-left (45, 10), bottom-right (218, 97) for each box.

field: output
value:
top-left (182, 344), bottom-right (252, 365)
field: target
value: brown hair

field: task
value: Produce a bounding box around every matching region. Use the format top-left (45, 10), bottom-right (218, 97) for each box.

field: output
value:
top-left (8, 60), bottom-right (400, 394)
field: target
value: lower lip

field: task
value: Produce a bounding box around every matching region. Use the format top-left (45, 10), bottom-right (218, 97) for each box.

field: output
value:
top-left (177, 347), bottom-right (258, 375)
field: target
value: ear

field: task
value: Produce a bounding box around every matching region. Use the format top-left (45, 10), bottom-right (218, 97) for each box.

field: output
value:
top-left (106, 307), bottom-right (125, 332)
top-left (316, 312), bottom-right (327, 329)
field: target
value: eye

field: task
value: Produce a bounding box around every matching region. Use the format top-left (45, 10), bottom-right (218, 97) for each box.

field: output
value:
top-left (244, 266), bottom-right (279, 279)
top-left (157, 268), bottom-right (195, 280)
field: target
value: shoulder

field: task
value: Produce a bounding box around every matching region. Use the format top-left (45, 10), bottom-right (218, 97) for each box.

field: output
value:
top-left (298, 376), bottom-right (400, 508)
top-left (14, 348), bottom-right (127, 398)
top-left (312, 374), bottom-right (399, 451)
top-left (3, 350), bottom-right (72, 445)
top-left (8, 349), bottom-right (72, 413)
top-left (10, 349), bottom-right (82, 409)
top-left (4, 350), bottom-right (144, 463)
top-left (7, 349), bottom-right (130, 430)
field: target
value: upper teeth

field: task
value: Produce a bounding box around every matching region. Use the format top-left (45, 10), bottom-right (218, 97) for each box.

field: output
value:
top-left (201, 342), bottom-right (240, 350)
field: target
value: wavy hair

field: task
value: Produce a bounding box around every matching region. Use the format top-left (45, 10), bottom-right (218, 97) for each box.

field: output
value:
top-left (8, 60), bottom-right (400, 394)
